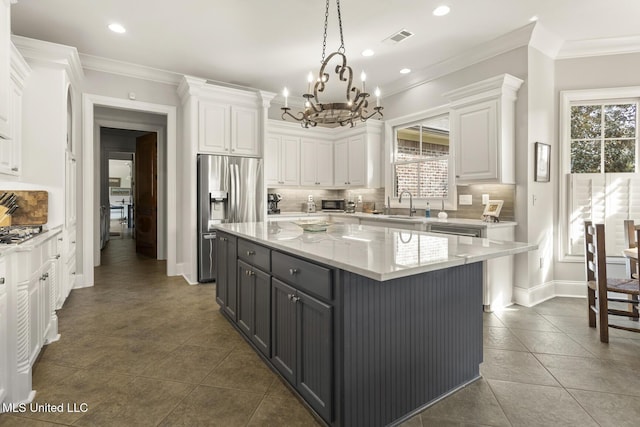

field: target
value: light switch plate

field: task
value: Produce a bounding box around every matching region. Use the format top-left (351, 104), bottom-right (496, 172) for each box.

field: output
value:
top-left (482, 194), bottom-right (489, 205)
top-left (459, 194), bottom-right (472, 205)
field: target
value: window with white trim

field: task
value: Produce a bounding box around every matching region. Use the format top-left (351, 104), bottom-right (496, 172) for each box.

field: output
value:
top-left (393, 115), bottom-right (451, 199)
top-left (564, 97), bottom-right (639, 258)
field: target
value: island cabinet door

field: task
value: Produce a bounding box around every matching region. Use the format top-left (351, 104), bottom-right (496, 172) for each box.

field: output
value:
top-left (237, 260), bottom-right (254, 336)
top-left (216, 233), bottom-right (237, 321)
top-left (237, 260), bottom-right (271, 357)
top-left (297, 291), bottom-right (333, 423)
top-left (271, 278), bottom-right (297, 385)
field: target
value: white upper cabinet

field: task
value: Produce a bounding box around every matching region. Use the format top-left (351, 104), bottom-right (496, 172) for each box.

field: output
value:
top-left (267, 119), bottom-right (382, 189)
top-left (179, 76), bottom-right (274, 157)
top-left (333, 123), bottom-right (382, 188)
top-left (301, 138), bottom-right (333, 186)
top-left (0, 0), bottom-right (10, 139)
top-left (266, 134), bottom-right (299, 186)
top-left (199, 101), bottom-right (230, 153)
top-left (445, 74), bottom-right (523, 184)
top-left (0, 44), bottom-right (30, 176)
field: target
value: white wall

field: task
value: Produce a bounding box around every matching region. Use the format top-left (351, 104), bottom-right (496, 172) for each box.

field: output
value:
top-left (523, 46), bottom-right (555, 290)
top-left (554, 52), bottom-right (640, 282)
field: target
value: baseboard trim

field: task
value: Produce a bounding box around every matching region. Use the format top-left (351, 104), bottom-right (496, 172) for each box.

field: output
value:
top-left (73, 274), bottom-right (92, 289)
top-left (514, 280), bottom-right (586, 307)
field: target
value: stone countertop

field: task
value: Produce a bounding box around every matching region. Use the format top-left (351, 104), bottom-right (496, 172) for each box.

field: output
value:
top-left (216, 222), bottom-right (535, 281)
top-left (0, 225), bottom-right (62, 256)
top-left (269, 211), bottom-right (517, 229)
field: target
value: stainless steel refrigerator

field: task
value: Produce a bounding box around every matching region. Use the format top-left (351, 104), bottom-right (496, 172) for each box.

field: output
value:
top-left (197, 154), bottom-right (263, 282)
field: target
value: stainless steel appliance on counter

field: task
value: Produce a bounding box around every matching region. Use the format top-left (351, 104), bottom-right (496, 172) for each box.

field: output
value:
top-left (267, 193), bottom-right (282, 214)
top-left (321, 199), bottom-right (345, 211)
top-left (197, 154), bottom-right (263, 283)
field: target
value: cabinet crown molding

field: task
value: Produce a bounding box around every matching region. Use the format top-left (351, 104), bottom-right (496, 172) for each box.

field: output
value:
top-left (10, 42), bottom-right (31, 86)
top-left (178, 74), bottom-right (268, 108)
top-left (11, 35), bottom-right (84, 86)
top-left (444, 73), bottom-right (524, 106)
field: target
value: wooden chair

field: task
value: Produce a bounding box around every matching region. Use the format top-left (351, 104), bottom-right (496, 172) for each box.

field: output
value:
top-left (584, 221), bottom-right (640, 342)
top-left (622, 219), bottom-right (638, 279)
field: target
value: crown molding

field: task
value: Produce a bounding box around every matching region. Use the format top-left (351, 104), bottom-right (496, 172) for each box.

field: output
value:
top-left (80, 53), bottom-right (182, 86)
top-left (557, 35), bottom-right (640, 59)
top-left (529, 23), bottom-right (564, 59)
top-left (11, 35), bottom-right (84, 85)
top-left (10, 42), bottom-right (31, 86)
top-left (383, 23), bottom-right (534, 98)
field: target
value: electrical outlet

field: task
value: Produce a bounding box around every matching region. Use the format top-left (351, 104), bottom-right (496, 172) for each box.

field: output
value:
top-left (308, 195), bottom-right (313, 202)
top-left (459, 194), bottom-right (472, 205)
top-left (482, 194), bottom-right (489, 205)
top-left (357, 195), bottom-right (362, 203)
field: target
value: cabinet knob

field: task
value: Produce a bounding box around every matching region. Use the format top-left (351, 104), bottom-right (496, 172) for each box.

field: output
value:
top-left (292, 296), bottom-right (300, 303)
top-left (220, 237), bottom-right (227, 242)
top-left (289, 268), bottom-right (298, 276)
top-left (246, 250), bottom-right (255, 256)
top-left (11, 167), bottom-right (18, 172)
top-left (231, 149), bottom-right (235, 152)
top-left (0, 277), bottom-right (4, 284)
top-left (58, 238), bottom-right (63, 241)
top-left (455, 175), bottom-right (460, 178)
top-left (55, 254), bottom-right (61, 259)
top-left (248, 270), bottom-right (255, 276)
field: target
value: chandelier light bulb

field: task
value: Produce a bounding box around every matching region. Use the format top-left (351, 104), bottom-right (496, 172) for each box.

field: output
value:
top-left (283, 87), bottom-right (289, 108)
top-left (375, 87), bottom-right (381, 107)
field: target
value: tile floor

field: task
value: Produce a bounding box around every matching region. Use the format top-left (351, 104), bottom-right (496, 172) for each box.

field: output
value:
top-left (1, 238), bottom-right (640, 426)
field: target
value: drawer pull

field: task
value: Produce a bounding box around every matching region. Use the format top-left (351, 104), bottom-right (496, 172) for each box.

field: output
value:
top-left (287, 293), bottom-right (294, 301)
top-left (0, 277), bottom-right (4, 284)
top-left (246, 250), bottom-right (255, 256)
top-left (291, 296), bottom-right (300, 303)
top-left (71, 241), bottom-right (76, 244)
top-left (246, 270), bottom-right (255, 276)
top-left (11, 167), bottom-right (19, 172)
top-left (58, 238), bottom-right (63, 241)
top-left (289, 268), bottom-right (298, 276)
top-left (220, 237), bottom-right (228, 242)
top-left (55, 254), bottom-right (61, 259)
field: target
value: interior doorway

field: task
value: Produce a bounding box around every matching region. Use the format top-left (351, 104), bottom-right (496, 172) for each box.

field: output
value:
top-left (108, 157), bottom-right (134, 240)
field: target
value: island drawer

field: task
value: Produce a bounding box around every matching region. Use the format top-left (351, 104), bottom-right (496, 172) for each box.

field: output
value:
top-left (272, 251), bottom-right (332, 300)
top-left (238, 239), bottom-right (270, 271)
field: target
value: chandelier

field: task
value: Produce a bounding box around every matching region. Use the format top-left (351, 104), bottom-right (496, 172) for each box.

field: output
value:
top-left (281, 0), bottom-right (383, 128)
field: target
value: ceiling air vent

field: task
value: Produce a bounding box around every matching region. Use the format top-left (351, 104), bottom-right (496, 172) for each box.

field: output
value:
top-left (385, 29), bottom-right (414, 44)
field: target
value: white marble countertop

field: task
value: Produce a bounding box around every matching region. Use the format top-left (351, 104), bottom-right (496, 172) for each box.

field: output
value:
top-left (0, 225), bottom-right (61, 256)
top-left (268, 211), bottom-right (517, 229)
top-left (216, 221), bottom-right (535, 281)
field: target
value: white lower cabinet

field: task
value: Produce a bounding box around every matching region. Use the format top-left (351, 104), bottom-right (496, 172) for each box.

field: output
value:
top-left (2, 230), bottom-right (63, 406)
top-left (0, 257), bottom-right (8, 405)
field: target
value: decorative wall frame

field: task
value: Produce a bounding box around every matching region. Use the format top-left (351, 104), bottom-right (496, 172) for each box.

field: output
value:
top-left (535, 142), bottom-right (550, 182)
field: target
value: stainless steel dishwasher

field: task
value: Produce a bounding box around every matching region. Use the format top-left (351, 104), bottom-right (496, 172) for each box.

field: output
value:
top-left (427, 222), bottom-right (485, 238)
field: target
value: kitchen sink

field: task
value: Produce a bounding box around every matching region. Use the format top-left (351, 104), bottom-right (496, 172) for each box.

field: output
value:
top-left (388, 215), bottom-right (421, 220)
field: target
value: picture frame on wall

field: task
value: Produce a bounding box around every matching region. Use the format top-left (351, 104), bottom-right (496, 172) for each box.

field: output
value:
top-left (535, 142), bottom-right (550, 182)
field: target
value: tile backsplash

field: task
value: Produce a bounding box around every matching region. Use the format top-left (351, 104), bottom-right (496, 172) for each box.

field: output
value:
top-left (269, 184), bottom-right (514, 220)
top-left (268, 188), bottom-right (385, 213)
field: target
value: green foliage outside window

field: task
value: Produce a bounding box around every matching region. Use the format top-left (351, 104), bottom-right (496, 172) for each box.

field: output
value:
top-left (570, 103), bottom-right (637, 173)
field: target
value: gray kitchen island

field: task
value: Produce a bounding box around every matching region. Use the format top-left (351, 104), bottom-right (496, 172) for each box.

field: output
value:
top-left (214, 221), bottom-right (536, 427)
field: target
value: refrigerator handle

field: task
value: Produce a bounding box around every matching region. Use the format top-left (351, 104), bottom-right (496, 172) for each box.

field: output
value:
top-left (229, 164), bottom-right (237, 222)
top-left (234, 164), bottom-right (241, 222)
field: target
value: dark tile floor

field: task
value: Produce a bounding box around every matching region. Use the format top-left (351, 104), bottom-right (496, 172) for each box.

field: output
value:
top-left (1, 238), bottom-right (640, 426)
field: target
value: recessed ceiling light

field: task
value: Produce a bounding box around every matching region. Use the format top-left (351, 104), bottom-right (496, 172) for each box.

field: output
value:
top-left (400, 68), bottom-right (411, 74)
top-left (361, 49), bottom-right (375, 57)
top-left (529, 15), bottom-right (538, 22)
top-left (432, 5), bottom-right (450, 17)
top-left (108, 23), bottom-right (126, 34)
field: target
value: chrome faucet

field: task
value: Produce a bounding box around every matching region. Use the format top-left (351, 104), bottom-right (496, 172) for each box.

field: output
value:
top-left (398, 190), bottom-right (416, 216)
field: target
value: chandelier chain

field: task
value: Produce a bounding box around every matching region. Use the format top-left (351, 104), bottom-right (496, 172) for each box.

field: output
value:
top-left (336, 0), bottom-right (345, 53)
top-left (321, 0), bottom-right (330, 63)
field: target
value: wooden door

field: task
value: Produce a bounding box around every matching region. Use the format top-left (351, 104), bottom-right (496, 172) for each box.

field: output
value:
top-left (135, 133), bottom-right (157, 258)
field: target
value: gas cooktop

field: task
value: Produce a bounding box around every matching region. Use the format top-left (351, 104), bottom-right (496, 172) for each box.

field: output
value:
top-left (0, 225), bottom-right (44, 244)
